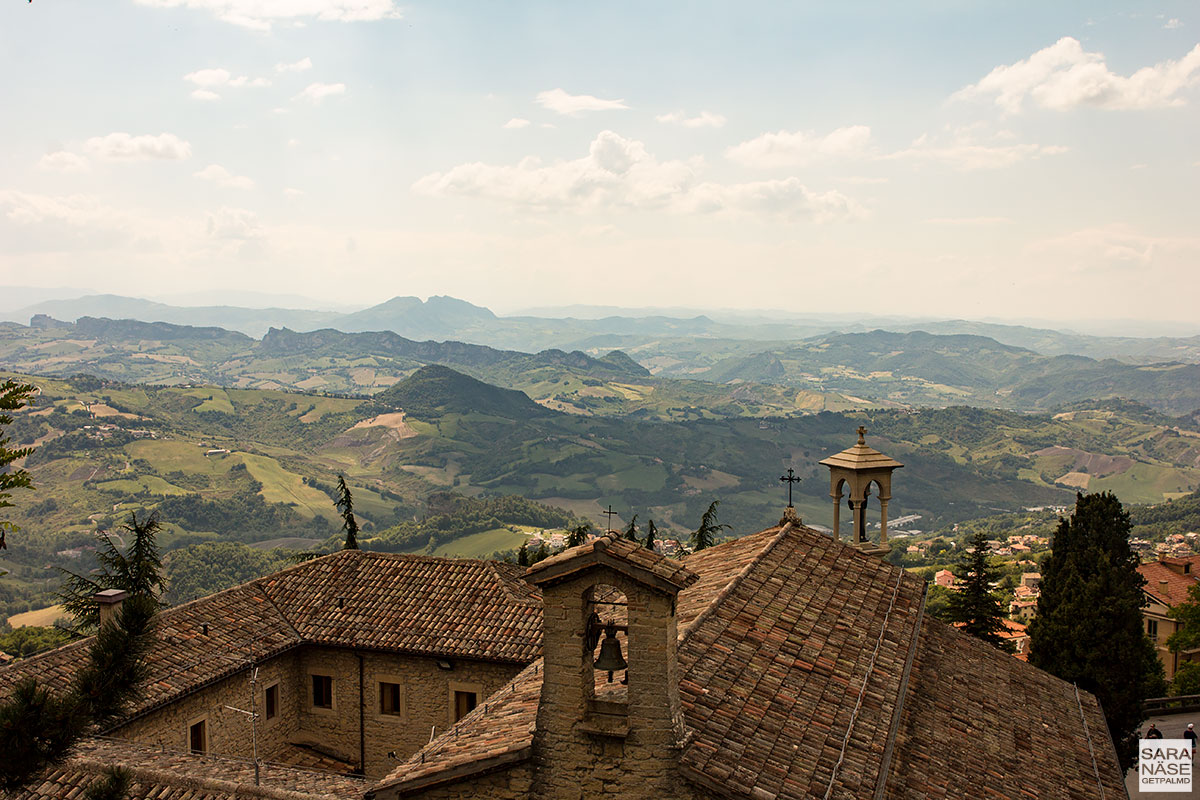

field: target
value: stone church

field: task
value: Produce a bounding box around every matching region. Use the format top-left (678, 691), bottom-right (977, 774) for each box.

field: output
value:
top-left (2, 435), bottom-right (1126, 799)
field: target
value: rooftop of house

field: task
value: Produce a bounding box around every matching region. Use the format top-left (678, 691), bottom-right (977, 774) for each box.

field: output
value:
top-left (1139, 554), bottom-right (1200, 607)
top-left (10, 736), bottom-right (368, 800)
top-left (0, 550), bottom-right (544, 724)
top-left (375, 521), bottom-right (1124, 800)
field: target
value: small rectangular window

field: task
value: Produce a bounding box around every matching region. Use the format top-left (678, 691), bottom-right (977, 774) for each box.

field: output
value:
top-left (1149, 619), bottom-right (1159, 638)
top-left (265, 683), bottom-right (279, 719)
top-left (312, 674), bottom-right (333, 709)
top-left (454, 690), bottom-right (478, 722)
top-left (380, 682), bottom-right (403, 716)
top-left (189, 719), bottom-right (207, 754)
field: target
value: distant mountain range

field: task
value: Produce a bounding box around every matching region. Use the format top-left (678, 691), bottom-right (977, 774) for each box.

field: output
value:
top-left (4, 290), bottom-right (1199, 364)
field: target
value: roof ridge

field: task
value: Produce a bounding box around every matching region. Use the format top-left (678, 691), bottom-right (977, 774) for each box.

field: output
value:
top-left (256, 580), bottom-right (304, 639)
top-left (676, 522), bottom-right (793, 647)
top-left (65, 756), bottom-right (350, 800)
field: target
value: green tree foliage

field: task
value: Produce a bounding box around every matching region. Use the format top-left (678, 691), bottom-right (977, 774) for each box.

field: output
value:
top-left (335, 474), bottom-right (359, 550)
top-left (164, 542), bottom-right (295, 604)
top-left (945, 529), bottom-right (1014, 652)
top-left (567, 523), bottom-right (591, 548)
top-left (372, 492), bottom-right (578, 553)
top-left (0, 594), bottom-right (157, 791)
top-left (0, 625), bottom-right (72, 658)
top-left (1028, 492), bottom-right (1166, 771)
top-left (691, 500), bottom-right (729, 552)
top-left (0, 379), bottom-right (37, 549)
top-left (533, 543), bottom-right (549, 563)
top-left (517, 542), bottom-right (529, 567)
top-left (59, 512), bottom-right (165, 631)
top-left (155, 486), bottom-right (333, 542)
top-left (644, 519), bottom-right (657, 551)
top-left (623, 514), bottom-right (639, 542)
top-left (1170, 660), bottom-right (1200, 697)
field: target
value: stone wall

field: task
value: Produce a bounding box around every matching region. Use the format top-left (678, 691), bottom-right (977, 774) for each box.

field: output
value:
top-left (112, 645), bottom-right (523, 778)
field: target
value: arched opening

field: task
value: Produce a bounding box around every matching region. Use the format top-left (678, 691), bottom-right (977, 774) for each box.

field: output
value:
top-left (863, 479), bottom-right (884, 545)
top-left (584, 584), bottom-right (628, 703)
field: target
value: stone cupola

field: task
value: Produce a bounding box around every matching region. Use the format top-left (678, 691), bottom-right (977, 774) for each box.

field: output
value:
top-left (524, 533), bottom-right (698, 798)
top-left (819, 425), bottom-right (903, 555)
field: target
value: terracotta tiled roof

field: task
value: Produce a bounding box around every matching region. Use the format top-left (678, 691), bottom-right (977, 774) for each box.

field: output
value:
top-left (376, 522), bottom-right (1125, 800)
top-left (525, 532), bottom-right (698, 592)
top-left (10, 737), bottom-right (367, 799)
top-left (881, 621), bottom-right (1124, 799)
top-left (0, 550), bottom-right (542, 722)
top-left (1139, 556), bottom-right (1200, 606)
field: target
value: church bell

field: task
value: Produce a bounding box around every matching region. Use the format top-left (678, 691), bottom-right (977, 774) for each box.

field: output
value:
top-left (593, 622), bottom-right (627, 682)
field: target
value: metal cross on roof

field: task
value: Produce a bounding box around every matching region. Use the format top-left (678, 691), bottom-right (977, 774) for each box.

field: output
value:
top-left (856, 425), bottom-right (868, 444)
top-left (779, 468), bottom-right (801, 507)
top-left (603, 505), bottom-right (617, 532)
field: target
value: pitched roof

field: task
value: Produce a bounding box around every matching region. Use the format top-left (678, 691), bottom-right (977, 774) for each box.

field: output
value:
top-left (1138, 555), bottom-right (1200, 606)
top-left (525, 532), bottom-right (698, 593)
top-left (0, 550), bottom-right (542, 722)
top-left (818, 435), bottom-right (904, 471)
top-left (10, 737), bottom-right (368, 800)
top-left (375, 522), bottom-right (1124, 800)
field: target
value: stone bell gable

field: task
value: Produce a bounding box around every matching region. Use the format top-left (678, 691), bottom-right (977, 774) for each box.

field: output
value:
top-left (524, 534), bottom-right (699, 797)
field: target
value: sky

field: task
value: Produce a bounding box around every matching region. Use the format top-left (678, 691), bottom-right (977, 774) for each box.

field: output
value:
top-left (1, 1), bottom-right (1198, 326)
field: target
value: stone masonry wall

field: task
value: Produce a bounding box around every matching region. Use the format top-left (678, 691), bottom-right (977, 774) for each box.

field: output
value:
top-left (113, 645), bottom-right (523, 779)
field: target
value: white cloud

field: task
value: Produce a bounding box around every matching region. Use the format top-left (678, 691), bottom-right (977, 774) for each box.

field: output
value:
top-left (275, 57), bottom-right (313, 72)
top-left (134, 0), bottom-right (401, 31)
top-left (191, 89), bottom-right (221, 101)
top-left (727, 125), bottom-right (872, 167)
top-left (887, 133), bottom-right (1067, 170)
top-left (955, 37), bottom-right (1200, 111)
top-left (413, 130), bottom-right (860, 223)
top-left (283, 187), bottom-right (305, 199)
top-left (205, 207), bottom-right (261, 240)
top-left (1026, 224), bottom-right (1200, 274)
top-left (38, 151), bottom-right (90, 172)
top-left (1165, 18), bottom-right (1183, 29)
top-left (184, 68), bottom-right (270, 92)
top-left (295, 82), bottom-right (346, 103)
top-left (503, 118), bottom-right (531, 129)
top-left (84, 132), bottom-right (192, 161)
top-left (193, 164), bottom-right (256, 190)
top-left (0, 190), bottom-right (137, 251)
top-left (535, 88), bottom-right (629, 116)
top-left (656, 110), bottom-right (726, 128)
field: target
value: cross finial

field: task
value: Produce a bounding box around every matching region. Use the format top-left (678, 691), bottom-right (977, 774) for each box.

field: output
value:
top-left (779, 467), bottom-right (801, 507)
top-left (602, 505), bottom-right (616, 532)
top-left (856, 425), bottom-right (867, 445)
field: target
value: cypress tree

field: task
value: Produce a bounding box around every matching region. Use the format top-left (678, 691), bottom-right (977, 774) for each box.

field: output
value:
top-left (946, 529), bottom-right (1013, 652)
top-left (335, 474), bottom-right (359, 550)
top-left (623, 514), bottom-right (639, 542)
top-left (1028, 491), bottom-right (1166, 771)
top-left (517, 542), bottom-right (529, 567)
top-left (644, 519), bottom-right (658, 551)
top-left (566, 523), bottom-right (590, 548)
top-left (691, 500), bottom-right (729, 552)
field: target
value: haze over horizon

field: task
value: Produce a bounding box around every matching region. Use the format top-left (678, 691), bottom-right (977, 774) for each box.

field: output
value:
top-left (2, 2), bottom-right (1197, 325)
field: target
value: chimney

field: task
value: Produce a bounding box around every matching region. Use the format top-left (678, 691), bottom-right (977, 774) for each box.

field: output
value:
top-left (94, 589), bottom-right (129, 628)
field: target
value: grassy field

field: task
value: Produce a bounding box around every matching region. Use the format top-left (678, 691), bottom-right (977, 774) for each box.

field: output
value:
top-left (241, 453), bottom-right (340, 520)
top-left (431, 527), bottom-right (529, 557)
top-left (7, 604), bottom-right (67, 628)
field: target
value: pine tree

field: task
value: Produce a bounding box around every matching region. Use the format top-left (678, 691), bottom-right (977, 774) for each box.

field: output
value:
top-left (644, 519), bottom-right (658, 551)
top-left (517, 542), bottom-right (529, 567)
top-left (946, 529), bottom-right (1013, 652)
top-left (623, 514), bottom-right (639, 542)
top-left (1028, 491), bottom-right (1166, 771)
top-left (0, 594), bottom-right (157, 790)
top-left (691, 500), bottom-right (730, 552)
top-left (0, 379), bottom-right (37, 550)
top-left (534, 543), bottom-right (549, 563)
top-left (566, 523), bottom-right (591, 548)
top-left (336, 474), bottom-right (359, 550)
top-left (59, 512), bottom-right (165, 631)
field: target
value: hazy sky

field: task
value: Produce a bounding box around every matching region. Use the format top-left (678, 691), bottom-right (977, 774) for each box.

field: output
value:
top-left (2, 2), bottom-right (1197, 323)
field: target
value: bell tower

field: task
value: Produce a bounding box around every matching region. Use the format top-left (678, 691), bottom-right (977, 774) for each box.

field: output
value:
top-left (525, 533), bottom-right (698, 798)
top-left (820, 426), bottom-right (903, 555)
